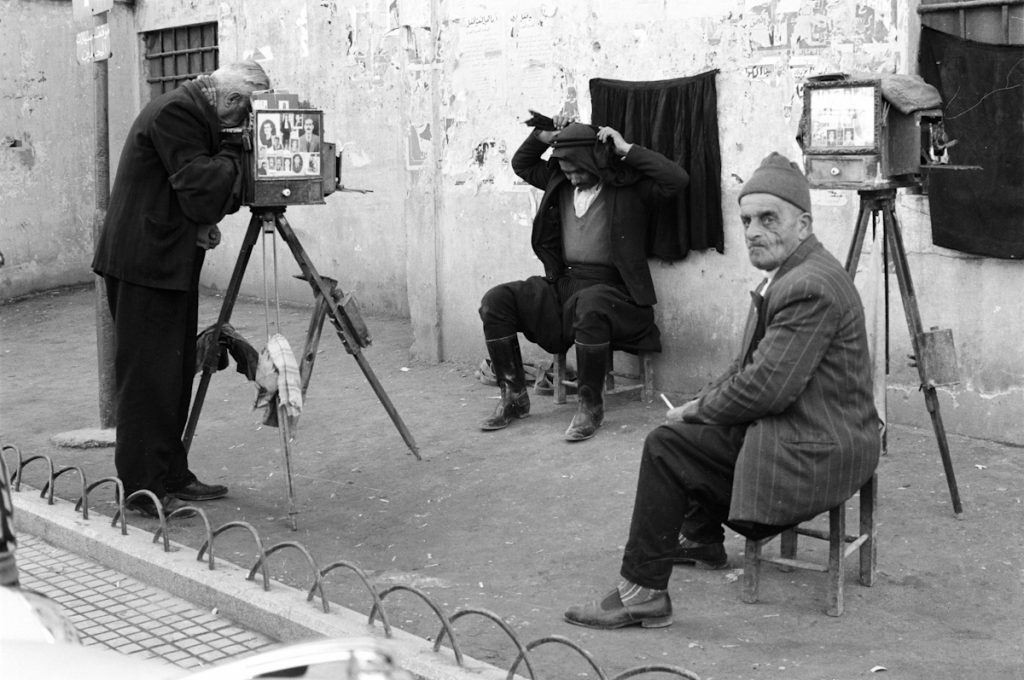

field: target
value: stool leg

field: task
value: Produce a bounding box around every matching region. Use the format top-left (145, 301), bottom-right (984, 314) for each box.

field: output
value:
top-left (860, 474), bottom-right (877, 587)
top-left (605, 349), bottom-right (616, 392)
top-left (827, 504), bottom-right (846, 617)
top-left (640, 352), bottom-right (654, 403)
top-left (554, 352), bottom-right (567, 405)
top-left (778, 529), bottom-right (797, 572)
top-left (742, 537), bottom-right (762, 604)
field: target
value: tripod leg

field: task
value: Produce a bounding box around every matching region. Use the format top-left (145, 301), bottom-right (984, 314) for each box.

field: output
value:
top-left (298, 290), bottom-right (331, 399)
top-left (845, 196), bottom-right (873, 276)
top-left (183, 211), bottom-right (263, 452)
top-left (882, 201), bottom-right (963, 516)
top-left (273, 213), bottom-right (422, 460)
top-left (276, 401), bottom-right (299, 531)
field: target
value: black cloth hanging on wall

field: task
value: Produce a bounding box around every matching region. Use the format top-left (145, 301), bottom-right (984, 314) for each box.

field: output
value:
top-left (590, 70), bottom-right (724, 261)
top-left (918, 27), bottom-right (1024, 259)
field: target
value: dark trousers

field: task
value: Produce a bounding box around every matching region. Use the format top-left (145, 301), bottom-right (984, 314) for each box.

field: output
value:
top-left (479, 273), bottom-right (659, 354)
top-left (620, 422), bottom-right (790, 590)
top-left (104, 275), bottom-right (200, 497)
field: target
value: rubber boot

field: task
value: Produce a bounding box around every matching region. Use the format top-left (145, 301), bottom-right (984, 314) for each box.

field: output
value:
top-left (565, 341), bottom-right (608, 441)
top-left (480, 335), bottom-right (531, 430)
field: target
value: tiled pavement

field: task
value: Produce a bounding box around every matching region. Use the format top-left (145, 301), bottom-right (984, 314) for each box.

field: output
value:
top-left (16, 534), bottom-right (275, 670)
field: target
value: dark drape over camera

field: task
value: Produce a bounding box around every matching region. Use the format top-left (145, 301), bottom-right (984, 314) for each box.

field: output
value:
top-left (919, 27), bottom-right (1024, 259)
top-left (590, 70), bottom-right (724, 261)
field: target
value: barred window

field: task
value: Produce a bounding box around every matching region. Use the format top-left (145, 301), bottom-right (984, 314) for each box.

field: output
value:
top-left (142, 22), bottom-right (219, 99)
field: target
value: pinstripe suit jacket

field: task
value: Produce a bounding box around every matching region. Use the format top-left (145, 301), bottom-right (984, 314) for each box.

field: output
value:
top-left (696, 235), bottom-right (879, 525)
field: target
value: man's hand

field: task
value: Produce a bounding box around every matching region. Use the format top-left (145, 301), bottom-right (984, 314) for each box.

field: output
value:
top-left (666, 398), bottom-right (702, 423)
top-left (196, 224), bottom-right (221, 250)
top-left (597, 126), bottom-right (633, 157)
top-left (537, 113), bottom-right (575, 144)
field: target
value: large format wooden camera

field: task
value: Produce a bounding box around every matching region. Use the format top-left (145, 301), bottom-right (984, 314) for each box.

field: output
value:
top-left (800, 78), bottom-right (942, 190)
top-left (243, 90), bottom-right (339, 207)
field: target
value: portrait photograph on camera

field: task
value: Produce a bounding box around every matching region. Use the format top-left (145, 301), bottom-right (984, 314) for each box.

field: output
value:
top-left (255, 110), bottom-right (322, 179)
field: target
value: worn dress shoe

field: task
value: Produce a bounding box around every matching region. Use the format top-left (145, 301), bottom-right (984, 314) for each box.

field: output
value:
top-left (564, 587), bottom-right (672, 630)
top-left (168, 479), bottom-right (228, 501)
top-left (671, 537), bottom-right (728, 570)
top-left (126, 495), bottom-right (197, 519)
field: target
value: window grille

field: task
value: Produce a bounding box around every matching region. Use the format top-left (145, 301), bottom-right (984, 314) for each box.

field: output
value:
top-left (142, 22), bottom-right (219, 98)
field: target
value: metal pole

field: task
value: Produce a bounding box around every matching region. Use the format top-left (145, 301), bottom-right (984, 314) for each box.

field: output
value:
top-left (93, 11), bottom-right (116, 429)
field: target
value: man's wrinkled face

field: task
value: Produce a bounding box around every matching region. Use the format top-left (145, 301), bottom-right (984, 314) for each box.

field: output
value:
top-left (740, 193), bottom-right (811, 271)
top-left (217, 91), bottom-right (251, 128)
top-left (557, 159), bottom-right (599, 190)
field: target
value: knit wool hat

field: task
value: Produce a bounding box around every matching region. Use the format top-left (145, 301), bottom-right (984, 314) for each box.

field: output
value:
top-left (738, 152), bottom-right (811, 213)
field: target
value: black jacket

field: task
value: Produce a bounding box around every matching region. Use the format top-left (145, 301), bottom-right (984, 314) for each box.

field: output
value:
top-left (92, 81), bottom-right (244, 290)
top-left (510, 131), bottom-right (688, 306)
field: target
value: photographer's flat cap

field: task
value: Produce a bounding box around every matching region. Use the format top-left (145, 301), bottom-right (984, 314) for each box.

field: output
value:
top-left (739, 152), bottom-right (811, 213)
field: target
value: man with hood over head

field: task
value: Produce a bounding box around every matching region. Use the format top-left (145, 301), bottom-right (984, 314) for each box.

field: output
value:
top-left (478, 114), bottom-right (688, 442)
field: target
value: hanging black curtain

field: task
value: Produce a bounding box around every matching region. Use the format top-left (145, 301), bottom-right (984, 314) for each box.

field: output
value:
top-left (590, 70), bottom-right (724, 261)
top-left (919, 27), bottom-right (1024, 259)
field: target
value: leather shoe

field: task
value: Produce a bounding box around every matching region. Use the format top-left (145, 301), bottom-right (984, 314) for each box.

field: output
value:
top-left (671, 537), bottom-right (728, 570)
top-left (126, 495), bottom-right (197, 519)
top-left (564, 587), bottom-right (672, 630)
top-left (168, 479), bottom-right (228, 501)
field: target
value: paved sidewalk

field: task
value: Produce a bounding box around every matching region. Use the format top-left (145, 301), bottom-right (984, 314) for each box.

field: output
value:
top-left (17, 533), bottom-right (274, 669)
top-left (11, 487), bottom-right (519, 680)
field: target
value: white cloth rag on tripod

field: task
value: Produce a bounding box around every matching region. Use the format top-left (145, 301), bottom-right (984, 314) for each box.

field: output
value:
top-left (254, 333), bottom-right (303, 427)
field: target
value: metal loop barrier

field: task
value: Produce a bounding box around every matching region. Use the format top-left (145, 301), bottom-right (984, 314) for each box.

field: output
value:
top-left (436, 608), bottom-right (536, 679)
top-left (198, 520), bottom-right (270, 590)
top-left (122, 490), bottom-right (170, 551)
top-left (249, 541), bottom-right (328, 612)
top-left (0, 444), bottom-right (19, 485)
top-left (611, 665), bottom-right (703, 680)
top-left (320, 559), bottom-right (393, 637)
top-left (12, 454), bottom-right (54, 495)
top-left (3, 440), bottom-right (704, 680)
top-left (76, 477), bottom-right (126, 533)
top-left (370, 584), bottom-right (463, 666)
top-left (507, 634), bottom-right (607, 680)
top-left (41, 466), bottom-right (86, 508)
top-left (155, 506), bottom-right (212, 558)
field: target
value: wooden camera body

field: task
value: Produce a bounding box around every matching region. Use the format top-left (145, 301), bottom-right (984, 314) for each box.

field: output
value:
top-left (801, 79), bottom-right (938, 190)
top-left (246, 90), bottom-right (337, 207)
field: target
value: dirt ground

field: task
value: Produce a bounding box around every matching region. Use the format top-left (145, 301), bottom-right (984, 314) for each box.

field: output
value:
top-left (2, 285), bottom-right (1022, 680)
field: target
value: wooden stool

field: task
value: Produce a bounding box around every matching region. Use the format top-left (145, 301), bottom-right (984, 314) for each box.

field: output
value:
top-left (551, 349), bottom-right (654, 404)
top-left (742, 473), bottom-right (877, 616)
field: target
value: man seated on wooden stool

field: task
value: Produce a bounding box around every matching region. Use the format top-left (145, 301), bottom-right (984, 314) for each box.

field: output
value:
top-left (564, 152), bottom-right (880, 628)
top-left (478, 114), bottom-right (687, 441)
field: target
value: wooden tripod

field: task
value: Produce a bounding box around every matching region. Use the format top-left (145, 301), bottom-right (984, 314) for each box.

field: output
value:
top-left (845, 188), bottom-right (962, 516)
top-left (183, 206), bottom-right (420, 528)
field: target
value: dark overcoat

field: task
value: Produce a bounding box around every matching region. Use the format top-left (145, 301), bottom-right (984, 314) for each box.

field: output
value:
top-left (92, 81), bottom-right (244, 290)
top-left (696, 236), bottom-right (880, 525)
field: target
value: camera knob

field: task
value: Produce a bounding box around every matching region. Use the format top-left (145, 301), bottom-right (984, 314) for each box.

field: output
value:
top-left (281, 188), bottom-right (292, 197)
top-left (830, 166), bottom-right (840, 176)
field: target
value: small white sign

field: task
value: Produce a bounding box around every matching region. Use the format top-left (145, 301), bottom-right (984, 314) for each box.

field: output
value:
top-left (75, 24), bottom-right (112, 63)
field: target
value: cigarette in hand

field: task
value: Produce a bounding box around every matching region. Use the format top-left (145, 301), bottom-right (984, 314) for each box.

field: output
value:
top-left (660, 393), bottom-right (674, 409)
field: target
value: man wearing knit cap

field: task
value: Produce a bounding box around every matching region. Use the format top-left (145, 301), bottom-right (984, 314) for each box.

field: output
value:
top-left (478, 114), bottom-right (687, 441)
top-left (564, 152), bottom-right (879, 629)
